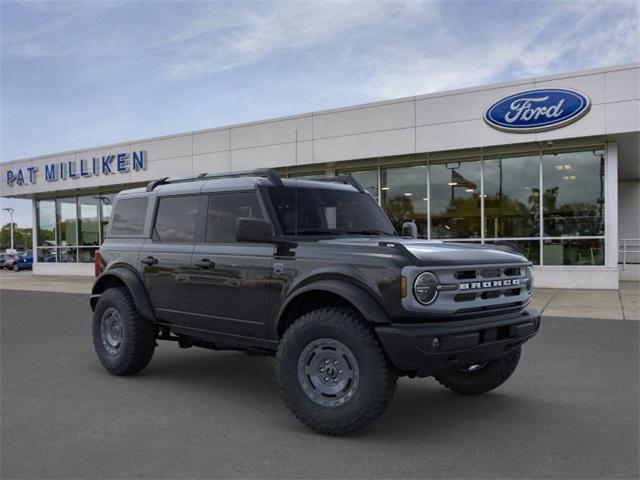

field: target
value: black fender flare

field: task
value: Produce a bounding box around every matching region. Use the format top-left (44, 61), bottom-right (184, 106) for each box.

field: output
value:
top-left (90, 266), bottom-right (156, 321)
top-left (277, 279), bottom-right (391, 333)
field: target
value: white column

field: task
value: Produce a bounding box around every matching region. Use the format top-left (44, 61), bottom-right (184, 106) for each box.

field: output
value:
top-left (605, 142), bottom-right (619, 274)
top-left (31, 198), bottom-right (37, 267)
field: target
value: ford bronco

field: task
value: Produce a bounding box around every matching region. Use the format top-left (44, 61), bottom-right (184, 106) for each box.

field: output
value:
top-left (90, 168), bottom-right (540, 435)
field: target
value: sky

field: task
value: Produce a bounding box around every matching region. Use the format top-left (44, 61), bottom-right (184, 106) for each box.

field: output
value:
top-left (1, 0), bottom-right (639, 228)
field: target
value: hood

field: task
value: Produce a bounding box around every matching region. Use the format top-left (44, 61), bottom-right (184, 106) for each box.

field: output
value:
top-left (318, 237), bottom-right (528, 266)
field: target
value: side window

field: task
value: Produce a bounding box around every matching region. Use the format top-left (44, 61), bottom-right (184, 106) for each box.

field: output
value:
top-left (206, 192), bottom-right (263, 243)
top-left (110, 197), bottom-right (148, 236)
top-left (153, 195), bottom-right (200, 243)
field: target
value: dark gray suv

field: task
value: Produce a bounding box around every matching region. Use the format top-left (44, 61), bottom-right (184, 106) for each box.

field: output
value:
top-left (91, 168), bottom-right (540, 435)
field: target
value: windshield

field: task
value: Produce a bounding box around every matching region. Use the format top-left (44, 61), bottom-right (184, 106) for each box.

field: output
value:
top-left (268, 186), bottom-right (396, 236)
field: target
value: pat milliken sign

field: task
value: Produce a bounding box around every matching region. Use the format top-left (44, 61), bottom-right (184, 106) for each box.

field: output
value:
top-left (484, 88), bottom-right (591, 133)
top-left (4, 151), bottom-right (147, 187)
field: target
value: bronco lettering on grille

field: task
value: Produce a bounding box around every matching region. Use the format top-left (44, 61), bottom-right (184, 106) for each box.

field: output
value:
top-left (459, 279), bottom-right (521, 290)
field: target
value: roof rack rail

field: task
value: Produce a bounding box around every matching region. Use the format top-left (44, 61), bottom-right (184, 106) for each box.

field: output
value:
top-left (307, 174), bottom-right (365, 193)
top-left (145, 168), bottom-right (283, 192)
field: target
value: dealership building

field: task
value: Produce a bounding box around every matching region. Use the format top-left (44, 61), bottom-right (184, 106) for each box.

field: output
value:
top-left (1, 63), bottom-right (638, 289)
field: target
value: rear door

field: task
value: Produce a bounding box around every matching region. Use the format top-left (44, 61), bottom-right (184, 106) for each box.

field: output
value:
top-left (138, 194), bottom-right (203, 325)
top-left (189, 191), bottom-right (274, 340)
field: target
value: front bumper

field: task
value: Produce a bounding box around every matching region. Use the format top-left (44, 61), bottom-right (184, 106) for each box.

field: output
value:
top-left (375, 308), bottom-right (540, 377)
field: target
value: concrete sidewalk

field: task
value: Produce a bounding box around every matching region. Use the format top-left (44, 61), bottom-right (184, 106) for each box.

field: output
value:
top-left (1, 271), bottom-right (638, 320)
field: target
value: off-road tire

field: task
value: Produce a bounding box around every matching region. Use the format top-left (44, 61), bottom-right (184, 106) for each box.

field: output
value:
top-left (92, 287), bottom-right (157, 375)
top-left (435, 347), bottom-right (521, 395)
top-left (276, 307), bottom-right (398, 436)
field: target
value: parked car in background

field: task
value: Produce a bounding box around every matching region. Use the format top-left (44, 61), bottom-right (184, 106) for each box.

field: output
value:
top-left (2, 253), bottom-right (17, 270)
top-left (12, 251), bottom-right (33, 271)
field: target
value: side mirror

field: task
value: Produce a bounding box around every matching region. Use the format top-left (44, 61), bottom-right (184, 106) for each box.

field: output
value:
top-left (236, 218), bottom-right (274, 243)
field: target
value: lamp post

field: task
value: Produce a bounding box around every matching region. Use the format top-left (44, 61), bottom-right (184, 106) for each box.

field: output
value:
top-left (2, 207), bottom-right (15, 251)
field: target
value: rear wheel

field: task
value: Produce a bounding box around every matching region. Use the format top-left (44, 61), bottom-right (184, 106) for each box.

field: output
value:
top-left (435, 348), bottom-right (521, 395)
top-left (276, 307), bottom-right (398, 436)
top-left (92, 287), bottom-right (157, 375)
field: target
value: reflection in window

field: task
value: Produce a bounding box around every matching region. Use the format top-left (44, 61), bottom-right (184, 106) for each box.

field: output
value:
top-left (543, 239), bottom-right (604, 265)
top-left (78, 196), bottom-right (100, 246)
top-left (381, 165), bottom-right (428, 237)
top-left (484, 156), bottom-right (540, 238)
top-left (154, 195), bottom-right (200, 243)
top-left (485, 240), bottom-right (540, 265)
top-left (430, 160), bottom-right (481, 239)
top-left (338, 169), bottom-right (379, 200)
top-left (207, 192), bottom-right (263, 243)
top-left (37, 200), bottom-right (56, 246)
top-left (542, 151), bottom-right (605, 237)
top-left (57, 198), bottom-right (77, 246)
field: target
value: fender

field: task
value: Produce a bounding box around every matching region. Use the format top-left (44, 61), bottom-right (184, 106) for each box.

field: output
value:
top-left (90, 265), bottom-right (156, 321)
top-left (278, 279), bottom-right (391, 331)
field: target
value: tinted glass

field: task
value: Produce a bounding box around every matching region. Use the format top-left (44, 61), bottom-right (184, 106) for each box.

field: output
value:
top-left (100, 194), bottom-right (116, 242)
top-left (78, 196), bottom-right (100, 246)
top-left (269, 186), bottom-right (395, 236)
top-left (484, 155), bottom-right (540, 238)
top-left (542, 150), bottom-right (605, 236)
top-left (110, 197), bottom-right (148, 236)
top-left (57, 198), bottom-right (77, 246)
top-left (154, 195), bottom-right (200, 243)
top-left (430, 160), bottom-right (481, 239)
top-left (36, 200), bottom-right (56, 246)
top-left (381, 165), bottom-right (428, 237)
top-left (206, 192), bottom-right (263, 243)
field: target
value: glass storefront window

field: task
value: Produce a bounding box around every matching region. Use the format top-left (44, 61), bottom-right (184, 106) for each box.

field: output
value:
top-left (36, 200), bottom-right (56, 246)
top-left (542, 150), bottom-right (605, 237)
top-left (78, 247), bottom-right (99, 263)
top-left (338, 169), bottom-right (379, 200)
top-left (484, 155), bottom-right (540, 238)
top-left (36, 247), bottom-right (57, 263)
top-left (543, 239), bottom-right (604, 266)
top-left (78, 196), bottom-right (100, 246)
top-left (381, 165), bottom-right (428, 238)
top-left (100, 194), bottom-right (115, 242)
top-left (430, 160), bottom-right (481, 239)
top-left (56, 198), bottom-right (77, 247)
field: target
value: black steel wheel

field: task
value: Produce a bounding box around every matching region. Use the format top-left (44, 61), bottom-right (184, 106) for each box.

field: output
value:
top-left (92, 287), bottom-right (157, 375)
top-left (276, 307), bottom-right (397, 436)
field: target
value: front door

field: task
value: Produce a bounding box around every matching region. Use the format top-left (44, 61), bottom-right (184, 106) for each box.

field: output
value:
top-left (189, 191), bottom-right (273, 340)
top-left (139, 194), bottom-right (202, 325)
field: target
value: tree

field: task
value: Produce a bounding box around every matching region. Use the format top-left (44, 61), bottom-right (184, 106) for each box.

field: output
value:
top-left (0, 223), bottom-right (32, 251)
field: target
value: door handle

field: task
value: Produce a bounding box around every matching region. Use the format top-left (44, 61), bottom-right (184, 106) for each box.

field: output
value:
top-left (141, 256), bottom-right (158, 266)
top-left (194, 258), bottom-right (215, 269)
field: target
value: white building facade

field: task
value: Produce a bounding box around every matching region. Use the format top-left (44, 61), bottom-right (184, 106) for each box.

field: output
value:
top-left (1, 63), bottom-right (639, 288)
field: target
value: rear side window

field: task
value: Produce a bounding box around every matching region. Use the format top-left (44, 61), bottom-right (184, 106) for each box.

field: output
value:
top-left (206, 192), bottom-right (262, 243)
top-left (153, 195), bottom-right (200, 243)
top-left (110, 197), bottom-right (148, 236)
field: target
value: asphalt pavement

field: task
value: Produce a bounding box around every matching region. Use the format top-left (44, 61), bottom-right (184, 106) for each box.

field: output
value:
top-left (1, 289), bottom-right (638, 479)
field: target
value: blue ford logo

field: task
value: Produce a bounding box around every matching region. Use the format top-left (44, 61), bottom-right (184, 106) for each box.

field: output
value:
top-left (484, 88), bottom-right (591, 133)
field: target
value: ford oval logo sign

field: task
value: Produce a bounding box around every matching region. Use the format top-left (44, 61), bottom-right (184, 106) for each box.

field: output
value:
top-left (484, 88), bottom-right (591, 133)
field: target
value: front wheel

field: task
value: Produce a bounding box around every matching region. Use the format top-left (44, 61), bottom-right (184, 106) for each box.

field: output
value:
top-left (12, 263), bottom-right (19, 272)
top-left (275, 307), bottom-right (398, 436)
top-left (435, 347), bottom-right (521, 395)
top-left (92, 287), bottom-right (157, 375)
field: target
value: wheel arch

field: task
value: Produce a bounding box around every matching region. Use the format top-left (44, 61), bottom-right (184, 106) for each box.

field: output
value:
top-left (276, 279), bottom-right (390, 338)
top-left (90, 265), bottom-right (155, 321)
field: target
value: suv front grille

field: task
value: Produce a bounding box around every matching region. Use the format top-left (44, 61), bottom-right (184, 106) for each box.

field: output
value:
top-left (437, 264), bottom-right (531, 318)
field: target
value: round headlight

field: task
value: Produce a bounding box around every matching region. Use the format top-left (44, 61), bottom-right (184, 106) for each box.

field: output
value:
top-left (414, 272), bottom-right (439, 305)
top-left (525, 266), bottom-right (534, 292)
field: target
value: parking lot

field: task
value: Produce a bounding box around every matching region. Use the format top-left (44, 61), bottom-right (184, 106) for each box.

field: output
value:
top-left (1, 288), bottom-right (639, 479)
